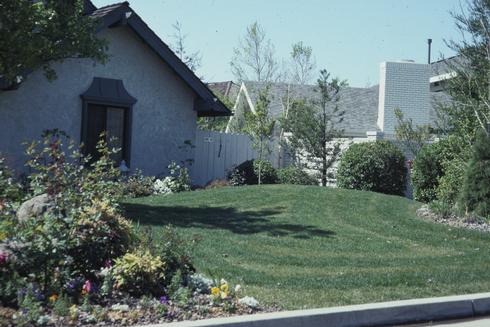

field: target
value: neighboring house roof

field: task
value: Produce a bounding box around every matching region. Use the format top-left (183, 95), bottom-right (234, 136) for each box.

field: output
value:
top-left (85, 1), bottom-right (230, 117)
top-left (430, 56), bottom-right (462, 76)
top-left (207, 81), bottom-right (240, 100)
top-left (241, 81), bottom-right (379, 136)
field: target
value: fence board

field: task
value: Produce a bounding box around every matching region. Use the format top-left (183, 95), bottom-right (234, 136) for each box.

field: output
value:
top-left (193, 130), bottom-right (279, 186)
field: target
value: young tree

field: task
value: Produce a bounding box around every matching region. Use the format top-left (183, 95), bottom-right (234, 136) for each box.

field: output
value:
top-left (394, 108), bottom-right (432, 157)
top-left (290, 41), bottom-right (316, 85)
top-left (0, 0), bottom-right (108, 89)
top-left (244, 87), bottom-right (275, 185)
top-left (230, 22), bottom-right (278, 83)
top-left (280, 70), bottom-right (346, 186)
top-left (169, 21), bottom-right (202, 73)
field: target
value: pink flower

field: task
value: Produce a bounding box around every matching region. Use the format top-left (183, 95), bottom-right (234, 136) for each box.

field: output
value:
top-left (0, 252), bottom-right (8, 265)
top-left (82, 280), bottom-right (92, 295)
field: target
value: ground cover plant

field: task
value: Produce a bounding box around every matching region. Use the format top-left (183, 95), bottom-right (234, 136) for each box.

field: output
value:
top-left (124, 184), bottom-right (490, 309)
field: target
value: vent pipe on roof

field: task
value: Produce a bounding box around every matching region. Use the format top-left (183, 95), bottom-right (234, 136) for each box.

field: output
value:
top-left (427, 39), bottom-right (432, 64)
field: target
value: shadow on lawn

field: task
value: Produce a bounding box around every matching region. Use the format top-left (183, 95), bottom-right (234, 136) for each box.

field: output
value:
top-left (123, 203), bottom-right (335, 239)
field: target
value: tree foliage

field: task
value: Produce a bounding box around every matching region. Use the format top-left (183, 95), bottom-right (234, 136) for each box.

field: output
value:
top-left (394, 108), bottom-right (432, 157)
top-left (169, 21), bottom-right (202, 73)
top-left (280, 70), bottom-right (346, 186)
top-left (0, 0), bottom-right (108, 88)
top-left (230, 22), bottom-right (278, 83)
top-left (438, 0), bottom-right (490, 145)
top-left (289, 41), bottom-right (316, 85)
top-left (459, 130), bottom-right (490, 217)
top-left (244, 87), bottom-right (275, 184)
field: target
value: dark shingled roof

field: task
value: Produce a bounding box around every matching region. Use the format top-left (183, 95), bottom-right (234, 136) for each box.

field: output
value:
top-left (243, 81), bottom-right (379, 135)
top-left (430, 56), bottom-right (462, 76)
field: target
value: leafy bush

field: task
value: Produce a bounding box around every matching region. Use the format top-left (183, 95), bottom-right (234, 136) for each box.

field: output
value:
top-left (277, 166), bottom-right (317, 185)
top-left (112, 249), bottom-right (166, 297)
top-left (411, 142), bottom-right (445, 203)
top-left (336, 141), bottom-right (407, 196)
top-left (227, 159), bottom-right (277, 186)
top-left (459, 130), bottom-right (490, 217)
top-left (436, 157), bottom-right (467, 206)
top-left (0, 131), bottom-right (135, 305)
top-left (0, 157), bottom-right (24, 204)
top-left (120, 170), bottom-right (155, 198)
top-left (153, 162), bottom-right (191, 195)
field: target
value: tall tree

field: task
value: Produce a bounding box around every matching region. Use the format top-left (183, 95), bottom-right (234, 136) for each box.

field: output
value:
top-left (394, 108), bottom-right (432, 157)
top-left (438, 0), bottom-right (490, 145)
top-left (0, 0), bottom-right (108, 89)
top-left (244, 87), bottom-right (275, 185)
top-left (289, 41), bottom-right (316, 85)
top-left (230, 22), bottom-right (278, 83)
top-left (169, 21), bottom-right (202, 73)
top-left (281, 70), bottom-right (346, 186)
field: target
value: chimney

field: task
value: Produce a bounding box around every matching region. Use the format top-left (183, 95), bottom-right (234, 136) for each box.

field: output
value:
top-left (427, 39), bottom-right (432, 64)
top-left (377, 61), bottom-right (431, 138)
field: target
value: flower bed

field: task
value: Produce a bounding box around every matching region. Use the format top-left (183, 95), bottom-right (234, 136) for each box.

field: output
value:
top-left (0, 131), bottom-right (273, 327)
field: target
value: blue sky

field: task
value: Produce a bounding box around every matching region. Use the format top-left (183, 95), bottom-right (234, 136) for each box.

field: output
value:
top-left (93, 0), bottom-right (464, 87)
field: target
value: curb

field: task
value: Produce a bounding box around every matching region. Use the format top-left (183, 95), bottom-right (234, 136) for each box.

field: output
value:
top-left (138, 292), bottom-right (490, 327)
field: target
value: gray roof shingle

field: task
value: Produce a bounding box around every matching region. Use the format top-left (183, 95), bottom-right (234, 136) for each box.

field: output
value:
top-left (243, 81), bottom-right (379, 135)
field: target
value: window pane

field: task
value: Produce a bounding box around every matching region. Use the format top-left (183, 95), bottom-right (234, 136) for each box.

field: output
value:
top-left (86, 105), bottom-right (107, 162)
top-left (106, 107), bottom-right (125, 164)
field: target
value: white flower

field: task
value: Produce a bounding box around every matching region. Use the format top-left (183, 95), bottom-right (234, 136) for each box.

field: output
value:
top-left (234, 284), bottom-right (241, 293)
top-left (99, 266), bottom-right (111, 277)
top-left (238, 296), bottom-right (259, 308)
top-left (220, 278), bottom-right (228, 285)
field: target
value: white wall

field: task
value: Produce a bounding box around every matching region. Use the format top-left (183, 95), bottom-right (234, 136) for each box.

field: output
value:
top-left (0, 26), bottom-right (197, 177)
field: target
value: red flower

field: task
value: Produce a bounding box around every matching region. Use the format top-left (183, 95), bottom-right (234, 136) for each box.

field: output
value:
top-left (82, 280), bottom-right (92, 295)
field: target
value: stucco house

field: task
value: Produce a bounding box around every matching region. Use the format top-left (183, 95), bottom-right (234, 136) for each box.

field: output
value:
top-left (0, 1), bottom-right (230, 177)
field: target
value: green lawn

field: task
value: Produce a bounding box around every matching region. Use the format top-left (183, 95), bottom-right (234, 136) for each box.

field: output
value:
top-left (123, 185), bottom-right (490, 310)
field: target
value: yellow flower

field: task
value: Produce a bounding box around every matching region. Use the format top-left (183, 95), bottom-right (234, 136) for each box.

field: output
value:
top-left (220, 283), bottom-right (229, 293)
top-left (49, 294), bottom-right (58, 302)
top-left (220, 291), bottom-right (228, 299)
top-left (211, 287), bottom-right (220, 296)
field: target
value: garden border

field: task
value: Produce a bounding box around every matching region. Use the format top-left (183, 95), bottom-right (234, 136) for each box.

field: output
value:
top-left (140, 292), bottom-right (490, 327)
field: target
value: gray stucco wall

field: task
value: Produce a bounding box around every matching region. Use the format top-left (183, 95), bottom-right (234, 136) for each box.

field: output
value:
top-left (0, 26), bottom-right (197, 177)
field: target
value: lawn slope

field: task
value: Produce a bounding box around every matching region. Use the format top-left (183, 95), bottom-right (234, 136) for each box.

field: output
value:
top-left (123, 185), bottom-right (490, 309)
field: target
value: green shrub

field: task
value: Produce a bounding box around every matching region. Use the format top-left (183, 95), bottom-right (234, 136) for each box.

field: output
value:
top-left (436, 157), bottom-right (467, 206)
top-left (277, 166), bottom-right (317, 185)
top-left (459, 130), bottom-right (490, 217)
top-left (112, 249), bottom-right (166, 297)
top-left (120, 170), bottom-right (155, 198)
top-left (336, 141), bottom-right (407, 196)
top-left (227, 159), bottom-right (277, 185)
top-left (1, 130), bottom-right (135, 304)
top-left (411, 142), bottom-right (445, 203)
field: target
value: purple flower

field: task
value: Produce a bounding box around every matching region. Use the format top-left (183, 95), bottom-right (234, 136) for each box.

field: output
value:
top-left (159, 296), bottom-right (168, 305)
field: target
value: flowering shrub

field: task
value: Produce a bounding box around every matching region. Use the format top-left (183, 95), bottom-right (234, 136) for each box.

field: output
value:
top-left (120, 170), bottom-right (155, 198)
top-left (112, 249), bottom-right (166, 297)
top-left (153, 162), bottom-right (191, 195)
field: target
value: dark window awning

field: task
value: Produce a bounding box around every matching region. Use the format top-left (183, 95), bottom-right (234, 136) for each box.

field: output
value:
top-left (81, 77), bottom-right (136, 107)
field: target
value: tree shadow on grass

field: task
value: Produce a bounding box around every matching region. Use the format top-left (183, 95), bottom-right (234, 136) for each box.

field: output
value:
top-left (122, 203), bottom-right (335, 239)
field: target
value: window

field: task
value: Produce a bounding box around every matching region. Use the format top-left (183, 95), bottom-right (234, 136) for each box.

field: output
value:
top-left (81, 77), bottom-right (136, 166)
top-left (85, 104), bottom-right (128, 164)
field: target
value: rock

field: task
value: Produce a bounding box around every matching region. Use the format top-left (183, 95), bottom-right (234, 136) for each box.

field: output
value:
top-left (16, 194), bottom-right (52, 222)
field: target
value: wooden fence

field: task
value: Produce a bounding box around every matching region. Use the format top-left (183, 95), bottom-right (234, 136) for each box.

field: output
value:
top-left (192, 130), bottom-right (281, 186)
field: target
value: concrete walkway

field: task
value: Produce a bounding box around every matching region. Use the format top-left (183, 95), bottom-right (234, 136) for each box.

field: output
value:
top-left (140, 293), bottom-right (490, 327)
top-left (402, 317), bottom-right (490, 326)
